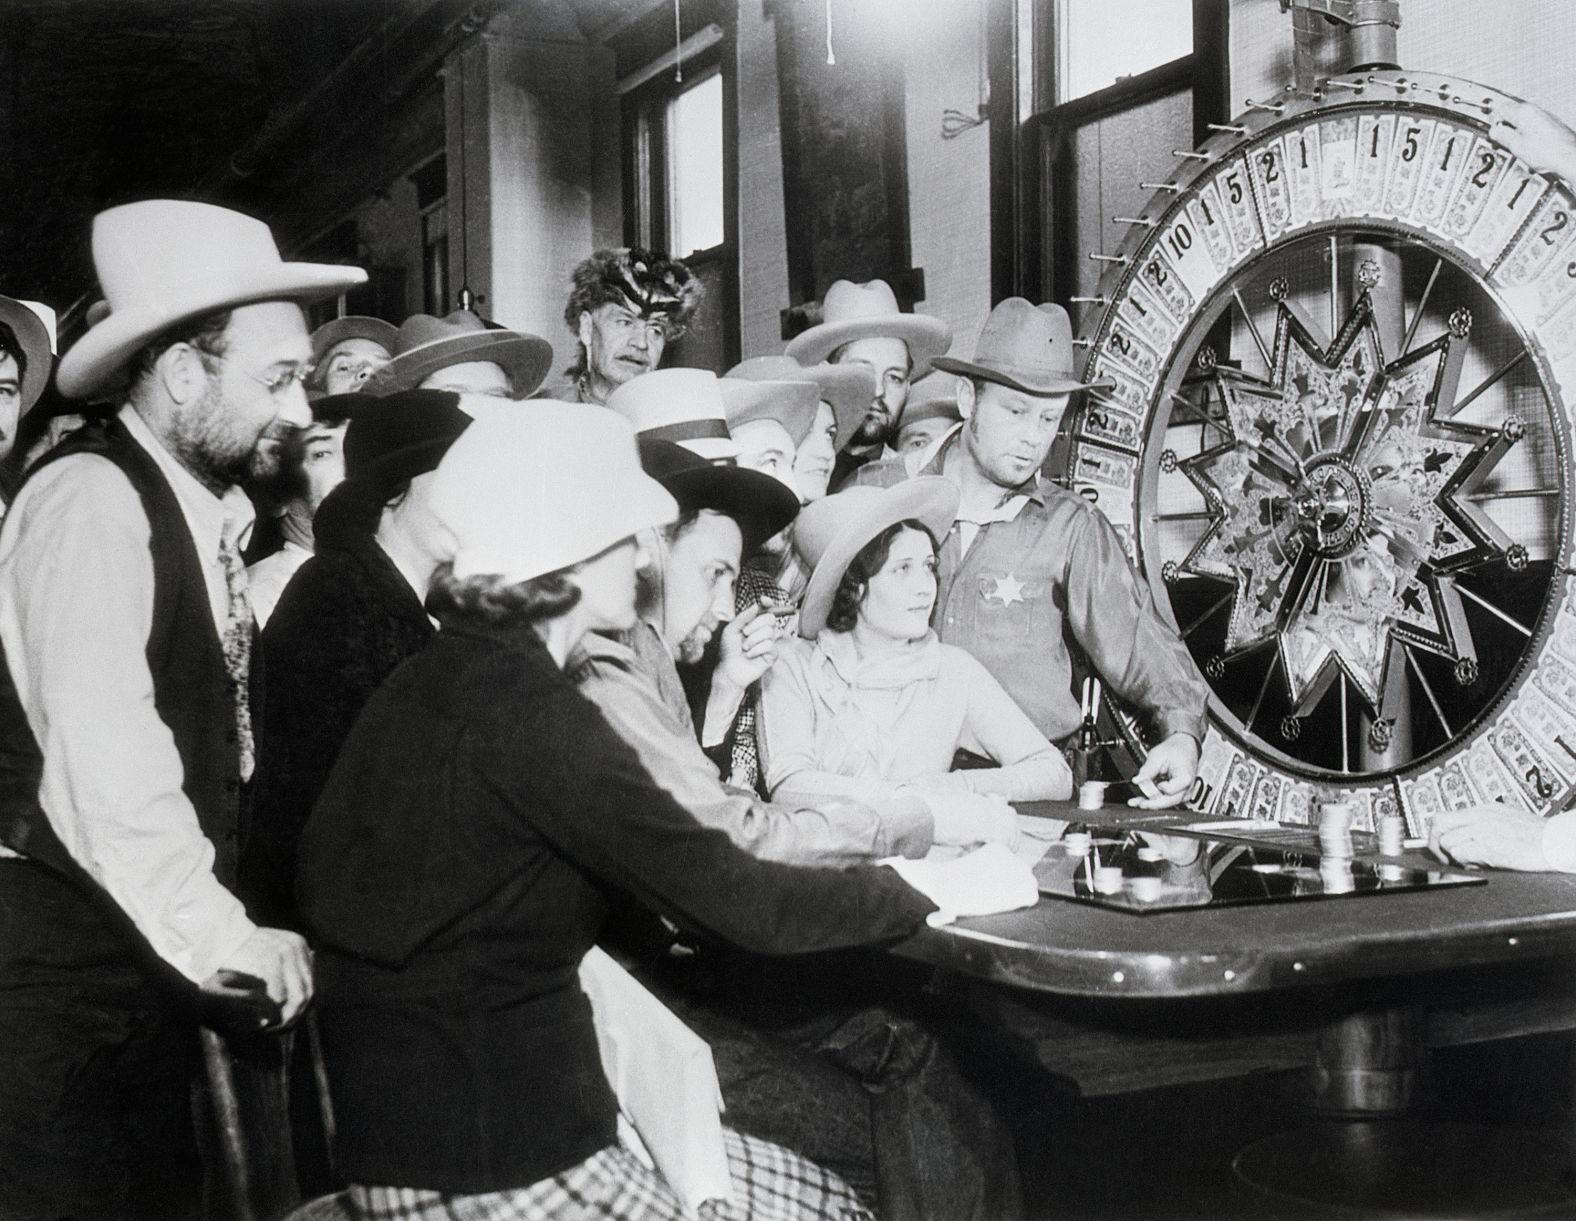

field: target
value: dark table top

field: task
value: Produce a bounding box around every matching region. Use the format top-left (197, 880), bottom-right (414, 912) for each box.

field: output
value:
top-left (899, 801), bottom-right (1576, 999)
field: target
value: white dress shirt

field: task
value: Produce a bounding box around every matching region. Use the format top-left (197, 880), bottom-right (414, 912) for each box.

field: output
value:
top-left (0, 405), bottom-right (258, 983)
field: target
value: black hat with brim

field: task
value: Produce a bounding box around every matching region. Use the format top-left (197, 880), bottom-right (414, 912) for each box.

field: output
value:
top-left (339, 388), bottom-right (475, 503)
top-left (637, 437), bottom-right (799, 554)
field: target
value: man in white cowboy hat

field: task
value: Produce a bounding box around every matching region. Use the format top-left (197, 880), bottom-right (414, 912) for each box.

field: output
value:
top-left (0, 199), bottom-right (364, 1220)
top-left (856, 297), bottom-right (1210, 808)
top-left (365, 309), bottom-right (553, 399)
top-left (544, 246), bottom-right (702, 406)
top-left (308, 314), bottom-right (397, 396)
top-left (607, 367), bottom-right (740, 462)
top-left (785, 278), bottom-right (952, 492)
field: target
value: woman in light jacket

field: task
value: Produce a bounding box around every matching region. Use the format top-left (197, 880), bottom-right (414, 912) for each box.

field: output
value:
top-left (760, 478), bottom-right (1072, 822)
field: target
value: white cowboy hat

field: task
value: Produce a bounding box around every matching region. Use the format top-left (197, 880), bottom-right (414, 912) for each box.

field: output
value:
top-left (932, 298), bottom-right (1109, 395)
top-left (606, 367), bottom-right (739, 462)
top-left (794, 477), bottom-right (959, 638)
top-left (0, 297), bottom-right (55, 415)
top-left (784, 279), bottom-right (952, 378)
top-left (430, 402), bottom-right (678, 584)
top-left (57, 200), bottom-right (367, 400)
top-left (364, 310), bottom-right (553, 398)
top-left (720, 356), bottom-right (819, 448)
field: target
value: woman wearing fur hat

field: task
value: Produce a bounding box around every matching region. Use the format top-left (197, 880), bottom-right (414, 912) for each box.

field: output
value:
top-left (544, 246), bottom-right (701, 406)
top-left (296, 406), bottom-right (1034, 1220)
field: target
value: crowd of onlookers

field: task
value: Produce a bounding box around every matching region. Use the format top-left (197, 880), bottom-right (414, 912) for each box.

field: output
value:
top-left (0, 186), bottom-right (1569, 1221)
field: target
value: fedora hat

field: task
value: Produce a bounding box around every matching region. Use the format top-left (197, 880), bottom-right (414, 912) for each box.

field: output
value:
top-left (365, 311), bottom-right (553, 399)
top-left (795, 477), bottom-right (959, 638)
top-left (57, 200), bottom-right (367, 401)
top-left (311, 316), bottom-right (398, 365)
top-left (932, 298), bottom-right (1108, 396)
top-left (0, 297), bottom-right (55, 415)
top-left (897, 371), bottom-right (962, 432)
top-left (431, 403), bottom-right (678, 584)
top-left (720, 357), bottom-right (819, 448)
top-left (638, 437), bottom-right (800, 555)
top-left (607, 367), bottom-right (738, 462)
top-left (784, 279), bottom-right (952, 378)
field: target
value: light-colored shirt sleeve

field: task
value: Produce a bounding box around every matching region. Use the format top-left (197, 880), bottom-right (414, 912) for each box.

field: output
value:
top-left (953, 650), bottom-right (1073, 802)
top-left (573, 643), bottom-right (931, 863)
top-left (0, 456), bottom-right (257, 983)
top-left (1543, 809), bottom-right (1576, 873)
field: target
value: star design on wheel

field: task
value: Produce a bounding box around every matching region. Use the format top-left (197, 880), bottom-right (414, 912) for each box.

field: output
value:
top-left (1177, 287), bottom-right (1520, 718)
top-left (988, 572), bottom-right (1026, 607)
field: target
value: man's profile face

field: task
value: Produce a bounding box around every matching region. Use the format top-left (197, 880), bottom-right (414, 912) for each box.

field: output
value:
top-left (176, 301), bottom-right (313, 489)
top-left (661, 509), bottom-right (742, 663)
top-left (961, 381), bottom-right (1068, 490)
top-left (580, 302), bottom-right (669, 395)
top-left (321, 337), bottom-right (391, 395)
top-left (831, 337), bottom-right (910, 449)
top-left (0, 352), bottom-right (21, 463)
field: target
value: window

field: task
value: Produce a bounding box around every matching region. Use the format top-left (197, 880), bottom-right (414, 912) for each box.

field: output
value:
top-left (666, 70), bottom-right (724, 259)
top-left (1055, 0), bottom-right (1194, 103)
top-left (412, 155), bottom-right (449, 317)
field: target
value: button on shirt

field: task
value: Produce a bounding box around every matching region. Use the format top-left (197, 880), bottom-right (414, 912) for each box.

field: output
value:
top-left (855, 427), bottom-right (1209, 745)
top-left (0, 405), bottom-right (258, 983)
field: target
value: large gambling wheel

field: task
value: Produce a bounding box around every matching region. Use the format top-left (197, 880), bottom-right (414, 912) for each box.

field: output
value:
top-left (1067, 70), bottom-right (1576, 830)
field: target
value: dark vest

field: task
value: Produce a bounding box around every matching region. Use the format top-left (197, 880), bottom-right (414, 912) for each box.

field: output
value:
top-left (0, 416), bottom-right (252, 888)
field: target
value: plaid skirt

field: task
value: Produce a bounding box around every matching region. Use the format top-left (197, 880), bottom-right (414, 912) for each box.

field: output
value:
top-left (346, 1129), bottom-right (873, 1221)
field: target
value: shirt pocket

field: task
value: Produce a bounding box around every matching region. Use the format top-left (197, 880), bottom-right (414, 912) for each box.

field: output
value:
top-left (970, 566), bottom-right (1059, 648)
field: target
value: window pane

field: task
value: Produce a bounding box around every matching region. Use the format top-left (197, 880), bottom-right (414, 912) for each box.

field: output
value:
top-left (667, 72), bottom-right (724, 257)
top-left (1060, 0), bottom-right (1192, 102)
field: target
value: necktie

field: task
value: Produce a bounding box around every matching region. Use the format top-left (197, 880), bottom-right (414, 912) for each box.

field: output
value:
top-left (218, 514), bottom-right (256, 783)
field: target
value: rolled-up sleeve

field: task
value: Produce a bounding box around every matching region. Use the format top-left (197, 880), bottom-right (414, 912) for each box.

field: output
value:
top-left (0, 459), bottom-right (256, 982)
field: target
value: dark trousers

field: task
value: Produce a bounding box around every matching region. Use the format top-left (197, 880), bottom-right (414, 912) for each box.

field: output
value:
top-left (0, 858), bottom-right (201, 1221)
top-left (638, 947), bottom-right (1024, 1221)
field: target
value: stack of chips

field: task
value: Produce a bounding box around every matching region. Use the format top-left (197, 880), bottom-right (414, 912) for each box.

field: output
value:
top-left (1318, 800), bottom-right (1355, 859)
top-left (1378, 813), bottom-right (1406, 857)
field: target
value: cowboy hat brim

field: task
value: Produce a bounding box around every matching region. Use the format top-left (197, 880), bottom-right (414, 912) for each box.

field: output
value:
top-left (0, 298), bottom-right (54, 415)
top-left (312, 316), bottom-right (399, 362)
top-left (719, 378), bottom-right (818, 449)
top-left (659, 463), bottom-right (801, 556)
top-left (931, 355), bottom-right (1110, 396)
top-left (785, 313), bottom-right (953, 380)
top-left (57, 263), bottom-right (367, 401)
top-left (798, 477), bottom-right (959, 639)
top-left (364, 331), bottom-right (553, 399)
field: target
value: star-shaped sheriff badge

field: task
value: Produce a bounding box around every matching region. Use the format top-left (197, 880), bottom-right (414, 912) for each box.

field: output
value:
top-left (1176, 263), bottom-right (1521, 722)
top-left (986, 573), bottom-right (1026, 607)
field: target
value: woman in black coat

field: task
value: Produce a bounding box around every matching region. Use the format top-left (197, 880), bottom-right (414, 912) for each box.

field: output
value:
top-left (296, 405), bottom-right (1024, 1221)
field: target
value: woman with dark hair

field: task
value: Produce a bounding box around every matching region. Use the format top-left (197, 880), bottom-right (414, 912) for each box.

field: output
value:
top-left (760, 478), bottom-right (1071, 816)
top-left (296, 406), bottom-right (1033, 1220)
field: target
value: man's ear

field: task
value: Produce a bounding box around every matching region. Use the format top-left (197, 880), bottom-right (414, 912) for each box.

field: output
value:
top-left (955, 376), bottom-right (976, 421)
top-left (577, 311), bottom-right (594, 352)
top-left (160, 344), bottom-right (202, 406)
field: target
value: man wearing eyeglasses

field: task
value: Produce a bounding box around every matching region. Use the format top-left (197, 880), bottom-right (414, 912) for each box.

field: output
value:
top-left (0, 200), bottom-right (364, 1221)
top-left (547, 246), bottom-right (701, 406)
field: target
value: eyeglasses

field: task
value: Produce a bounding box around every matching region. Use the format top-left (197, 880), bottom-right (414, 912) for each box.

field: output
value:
top-left (244, 363), bottom-right (316, 394)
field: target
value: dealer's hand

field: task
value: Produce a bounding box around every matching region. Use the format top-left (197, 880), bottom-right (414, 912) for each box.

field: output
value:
top-left (1130, 733), bottom-right (1199, 810)
top-left (1429, 804), bottom-right (1550, 872)
top-left (1490, 97), bottom-right (1576, 183)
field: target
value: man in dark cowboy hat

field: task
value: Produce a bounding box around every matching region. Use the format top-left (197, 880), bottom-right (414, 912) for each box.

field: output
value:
top-left (546, 246), bottom-right (701, 406)
top-left (0, 199), bottom-right (365, 1219)
top-left (857, 297), bottom-right (1209, 807)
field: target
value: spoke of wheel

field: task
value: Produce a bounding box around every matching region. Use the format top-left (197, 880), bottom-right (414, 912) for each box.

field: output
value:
top-left (1244, 649), bottom-right (1282, 733)
top-left (1181, 590), bottom-right (1234, 639)
top-left (1457, 584), bottom-right (1533, 636)
top-left (1340, 673), bottom-right (1350, 773)
top-left (1446, 348), bottom-right (1529, 419)
top-left (1168, 391), bottom-right (1229, 436)
top-left (1234, 288), bottom-right (1272, 371)
top-left (1465, 487), bottom-right (1558, 502)
top-left (1404, 644), bottom-right (1454, 739)
top-left (1399, 257), bottom-right (1443, 356)
top-left (1329, 234), bottom-right (1340, 339)
top-left (1152, 510), bottom-right (1216, 522)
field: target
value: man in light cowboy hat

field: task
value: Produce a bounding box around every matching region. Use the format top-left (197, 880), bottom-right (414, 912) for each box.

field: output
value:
top-left (0, 199), bottom-right (364, 1220)
top-left (0, 296), bottom-right (54, 467)
top-left (785, 278), bottom-right (952, 492)
top-left (307, 314), bottom-right (397, 396)
top-left (607, 366), bottom-right (739, 463)
top-left (856, 297), bottom-right (1209, 808)
top-left (544, 245), bottom-right (702, 406)
top-left (894, 370), bottom-right (962, 458)
top-left (365, 308), bottom-right (553, 399)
